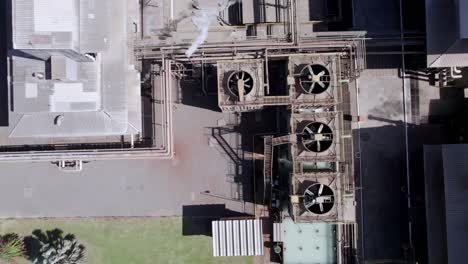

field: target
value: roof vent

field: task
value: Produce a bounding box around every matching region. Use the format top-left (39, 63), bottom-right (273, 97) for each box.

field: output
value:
top-left (54, 115), bottom-right (64, 126)
top-left (32, 72), bottom-right (45, 80)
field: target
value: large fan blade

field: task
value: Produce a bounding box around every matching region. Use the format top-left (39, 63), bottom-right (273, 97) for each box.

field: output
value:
top-left (317, 124), bottom-right (324, 133)
top-left (319, 203), bottom-right (324, 212)
top-left (305, 189), bottom-right (314, 196)
top-left (305, 126), bottom-right (313, 134)
top-left (318, 81), bottom-right (326, 88)
top-left (241, 71), bottom-right (245, 79)
top-left (317, 141), bottom-right (321, 151)
top-left (317, 71), bottom-right (326, 77)
top-left (245, 78), bottom-right (251, 82)
top-left (305, 201), bottom-right (315, 209)
top-left (238, 80), bottom-right (245, 102)
top-left (307, 65), bottom-right (314, 75)
top-left (303, 139), bottom-right (315, 145)
top-left (237, 80), bottom-right (244, 89)
top-left (244, 84), bottom-right (251, 88)
top-left (308, 82), bottom-right (316, 93)
top-left (318, 184), bottom-right (324, 195)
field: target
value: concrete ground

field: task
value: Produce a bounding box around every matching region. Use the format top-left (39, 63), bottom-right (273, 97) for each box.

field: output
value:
top-left (0, 103), bottom-right (250, 218)
top-left (355, 65), bottom-right (461, 263)
top-left (354, 69), bottom-right (410, 262)
top-left (351, 0), bottom-right (430, 262)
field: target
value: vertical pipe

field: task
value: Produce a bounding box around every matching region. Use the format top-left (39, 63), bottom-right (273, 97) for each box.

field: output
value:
top-left (170, 0), bottom-right (174, 20)
top-left (399, 0), bottom-right (414, 260)
top-left (355, 76), bottom-right (365, 261)
top-left (337, 224), bottom-right (343, 264)
top-left (265, 48), bottom-right (270, 95)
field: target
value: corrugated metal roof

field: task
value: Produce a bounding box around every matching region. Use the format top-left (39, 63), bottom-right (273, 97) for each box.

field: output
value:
top-left (33, 0), bottom-right (77, 32)
top-left (12, 55), bottom-right (100, 114)
top-left (425, 0), bottom-right (468, 67)
top-left (423, 144), bottom-right (468, 264)
top-left (212, 219), bottom-right (264, 257)
top-left (273, 222), bottom-right (283, 242)
top-left (12, 0), bottom-right (114, 53)
top-left (459, 0), bottom-right (468, 38)
top-left (441, 145), bottom-right (468, 264)
top-left (13, 0), bottom-right (79, 50)
top-left (49, 83), bottom-right (100, 112)
top-left (423, 145), bottom-right (447, 264)
top-left (9, 0), bottom-right (141, 138)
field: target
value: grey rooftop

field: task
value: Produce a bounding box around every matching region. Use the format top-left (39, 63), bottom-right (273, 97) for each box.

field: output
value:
top-left (10, 0), bottom-right (142, 138)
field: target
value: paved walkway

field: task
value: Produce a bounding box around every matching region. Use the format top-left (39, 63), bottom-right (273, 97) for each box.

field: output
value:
top-left (0, 104), bottom-right (248, 218)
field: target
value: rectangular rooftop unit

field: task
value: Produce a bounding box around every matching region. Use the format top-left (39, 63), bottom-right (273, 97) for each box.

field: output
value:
top-left (280, 218), bottom-right (337, 264)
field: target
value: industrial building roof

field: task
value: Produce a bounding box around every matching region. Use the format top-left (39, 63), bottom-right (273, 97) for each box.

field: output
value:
top-left (425, 0), bottom-right (468, 67)
top-left (13, 0), bottom-right (79, 50)
top-left (12, 55), bottom-right (100, 114)
top-left (10, 0), bottom-right (142, 138)
top-left (12, 0), bottom-right (110, 53)
top-left (424, 144), bottom-right (468, 264)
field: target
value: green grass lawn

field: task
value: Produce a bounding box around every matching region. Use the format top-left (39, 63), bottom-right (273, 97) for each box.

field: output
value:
top-left (0, 217), bottom-right (253, 264)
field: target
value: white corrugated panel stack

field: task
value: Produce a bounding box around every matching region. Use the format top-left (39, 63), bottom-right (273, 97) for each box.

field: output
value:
top-left (212, 219), bottom-right (264, 257)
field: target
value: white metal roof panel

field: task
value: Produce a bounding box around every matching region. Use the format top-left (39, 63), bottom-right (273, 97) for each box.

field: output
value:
top-left (49, 83), bottom-right (100, 112)
top-left (212, 221), bottom-right (220, 257)
top-left (33, 0), bottom-right (77, 32)
top-left (212, 219), bottom-right (263, 257)
top-left (247, 220), bottom-right (254, 255)
top-left (273, 222), bottom-right (283, 242)
top-left (25, 83), bottom-right (38, 99)
top-left (233, 220), bottom-right (240, 256)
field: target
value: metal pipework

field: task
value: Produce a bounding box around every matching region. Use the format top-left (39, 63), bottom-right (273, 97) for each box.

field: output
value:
top-left (450, 66), bottom-right (463, 79)
top-left (138, 40), bottom-right (365, 61)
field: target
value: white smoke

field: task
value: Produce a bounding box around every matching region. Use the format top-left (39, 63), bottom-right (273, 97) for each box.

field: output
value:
top-left (185, 0), bottom-right (239, 57)
top-left (185, 9), bottom-right (218, 57)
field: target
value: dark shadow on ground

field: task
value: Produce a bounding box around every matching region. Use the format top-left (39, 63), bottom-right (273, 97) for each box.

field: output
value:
top-left (356, 85), bottom-right (468, 263)
top-left (0, 0), bottom-right (11, 126)
top-left (179, 64), bottom-right (221, 112)
top-left (203, 106), bottom-right (289, 206)
top-left (182, 204), bottom-right (251, 236)
top-left (354, 0), bottom-right (427, 70)
top-left (23, 229), bottom-right (85, 262)
top-left (354, 121), bottom-right (445, 263)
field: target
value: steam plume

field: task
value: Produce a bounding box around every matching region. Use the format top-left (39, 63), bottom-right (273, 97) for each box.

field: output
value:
top-left (185, 0), bottom-right (239, 57)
